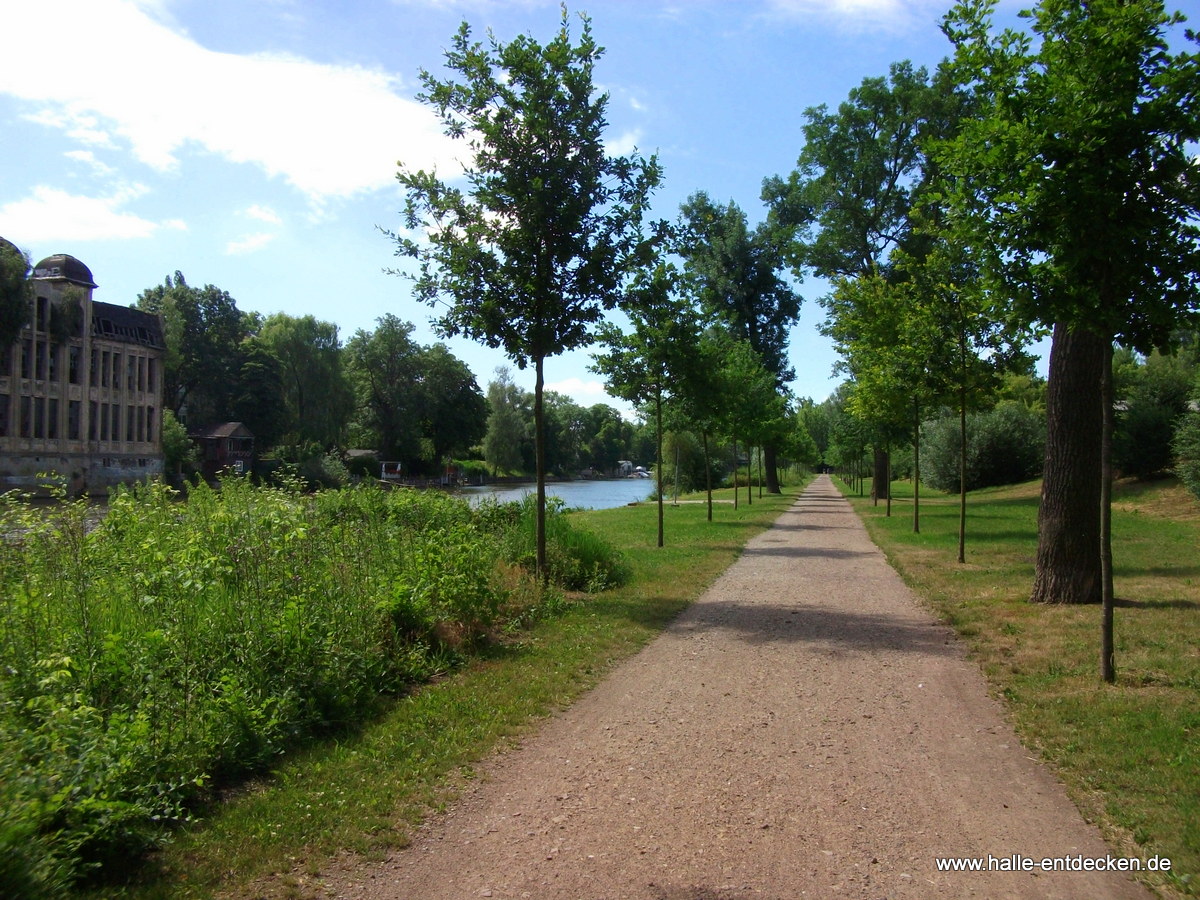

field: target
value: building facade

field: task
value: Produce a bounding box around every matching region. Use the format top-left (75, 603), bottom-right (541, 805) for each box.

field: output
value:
top-left (0, 246), bottom-right (165, 495)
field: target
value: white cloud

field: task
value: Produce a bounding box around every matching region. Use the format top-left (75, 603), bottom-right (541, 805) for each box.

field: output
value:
top-left (0, 185), bottom-right (188, 243)
top-left (244, 204), bottom-right (283, 225)
top-left (65, 150), bottom-right (116, 176)
top-left (605, 129), bottom-right (645, 158)
top-left (545, 377), bottom-right (610, 400)
top-left (0, 0), bottom-right (461, 204)
top-left (764, 0), bottom-right (942, 31)
top-left (225, 232), bottom-right (277, 255)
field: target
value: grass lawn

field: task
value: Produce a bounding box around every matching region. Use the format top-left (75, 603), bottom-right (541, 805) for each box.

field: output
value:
top-left (842, 476), bottom-right (1199, 898)
top-left (103, 484), bottom-right (804, 900)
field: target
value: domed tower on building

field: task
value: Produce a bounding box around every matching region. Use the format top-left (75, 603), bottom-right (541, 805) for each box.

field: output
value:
top-left (0, 239), bottom-right (165, 494)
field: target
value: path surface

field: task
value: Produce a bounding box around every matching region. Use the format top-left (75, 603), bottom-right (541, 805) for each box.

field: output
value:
top-left (317, 476), bottom-right (1150, 900)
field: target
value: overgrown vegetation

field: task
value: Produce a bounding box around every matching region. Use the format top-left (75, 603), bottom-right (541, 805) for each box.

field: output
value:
top-left (0, 478), bottom-right (625, 896)
top-left (844, 477), bottom-right (1199, 897)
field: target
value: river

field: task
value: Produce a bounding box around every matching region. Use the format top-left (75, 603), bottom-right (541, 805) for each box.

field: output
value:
top-left (457, 478), bottom-right (655, 511)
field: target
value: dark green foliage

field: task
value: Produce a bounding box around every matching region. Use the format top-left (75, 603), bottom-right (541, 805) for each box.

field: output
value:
top-left (923, 401), bottom-right (1045, 493)
top-left (0, 239), bottom-right (32, 349)
top-left (1173, 410), bottom-right (1200, 500)
top-left (0, 479), bottom-right (616, 890)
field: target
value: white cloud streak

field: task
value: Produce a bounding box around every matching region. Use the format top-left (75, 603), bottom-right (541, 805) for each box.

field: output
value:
top-left (764, 0), bottom-right (943, 32)
top-left (0, 0), bottom-right (460, 204)
top-left (0, 185), bottom-right (187, 243)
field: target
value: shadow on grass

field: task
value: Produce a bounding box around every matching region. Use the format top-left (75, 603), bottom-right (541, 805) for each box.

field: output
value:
top-left (1114, 597), bottom-right (1200, 610)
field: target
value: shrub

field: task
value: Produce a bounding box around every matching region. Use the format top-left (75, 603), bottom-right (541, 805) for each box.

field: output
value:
top-left (0, 479), bottom-right (569, 890)
top-left (1173, 410), bottom-right (1200, 500)
top-left (923, 401), bottom-right (1045, 493)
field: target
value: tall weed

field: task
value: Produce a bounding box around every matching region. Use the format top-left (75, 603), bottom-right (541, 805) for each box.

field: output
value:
top-left (0, 478), bottom-right (608, 893)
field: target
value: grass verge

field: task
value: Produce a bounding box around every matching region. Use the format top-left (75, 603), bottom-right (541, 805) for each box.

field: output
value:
top-left (840, 476), bottom-right (1199, 898)
top-left (104, 484), bottom-right (803, 900)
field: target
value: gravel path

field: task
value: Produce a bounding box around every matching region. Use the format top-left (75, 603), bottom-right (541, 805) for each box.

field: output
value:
top-left (317, 475), bottom-right (1151, 900)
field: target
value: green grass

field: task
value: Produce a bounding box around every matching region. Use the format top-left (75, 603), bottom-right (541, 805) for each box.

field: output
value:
top-left (100, 483), bottom-right (804, 900)
top-left (843, 476), bottom-right (1199, 898)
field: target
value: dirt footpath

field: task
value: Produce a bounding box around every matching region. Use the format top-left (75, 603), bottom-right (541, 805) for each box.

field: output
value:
top-left (317, 475), bottom-right (1150, 900)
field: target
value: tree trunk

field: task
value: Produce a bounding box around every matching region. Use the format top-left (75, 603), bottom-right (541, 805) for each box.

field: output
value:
top-left (958, 385), bottom-right (967, 564)
top-left (703, 430), bottom-right (713, 522)
top-left (745, 437), bottom-right (752, 506)
top-left (732, 438), bottom-right (739, 510)
top-left (913, 396), bottom-right (921, 534)
top-left (764, 444), bottom-right (781, 493)
top-left (534, 354), bottom-right (547, 580)
top-left (885, 442), bottom-right (892, 518)
top-left (1031, 322), bottom-right (1105, 605)
top-left (655, 392), bottom-right (664, 548)
top-left (872, 448), bottom-right (889, 504)
top-left (1101, 339), bottom-right (1115, 681)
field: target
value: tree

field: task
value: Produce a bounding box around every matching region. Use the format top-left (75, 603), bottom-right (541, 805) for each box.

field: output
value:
top-left (765, 62), bottom-right (958, 505)
top-left (230, 336), bottom-right (288, 450)
top-left (389, 8), bottom-right (661, 577)
top-left (939, 0), bottom-right (1200, 680)
top-left (483, 369), bottom-right (530, 477)
top-left (593, 261), bottom-right (701, 546)
top-left (344, 315), bottom-right (425, 464)
top-left (0, 239), bottom-right (32, 349)
top-left (257, 313), bottom-right (352, 449)
top-left (675, 194), bottom-right (801, 493)
top-left (136, 273), bottom-right (248, 426)
top-left (416, 343), bottom-right (488, 467)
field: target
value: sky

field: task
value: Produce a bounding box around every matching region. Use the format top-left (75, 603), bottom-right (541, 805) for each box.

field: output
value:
top-left (0, 0), bottom-right (1031, 416)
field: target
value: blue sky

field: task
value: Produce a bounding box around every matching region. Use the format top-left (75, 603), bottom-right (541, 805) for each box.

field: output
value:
top-left (0, 0), bottom-right (1021, 415)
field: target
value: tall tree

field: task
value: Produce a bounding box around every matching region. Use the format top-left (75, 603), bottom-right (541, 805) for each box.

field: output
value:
top-left (765, 61), bottom-right (964, 503)
top-left (675, 194), bottom-right (801, 493)
top-left (136, 273), bottom-right (249, 426)
top-left (344, 315), bottom-right (425, 463)
top-left (938, 0), bottom-right (1200, 680)
top-left (257, 313), bottom-right (352, 449)
top-left (483, 368), bottom-right (530, 477)
top-left (416, 343), bottom-right (488, 468)
top-left (389, 8), bottom-right (661, 577)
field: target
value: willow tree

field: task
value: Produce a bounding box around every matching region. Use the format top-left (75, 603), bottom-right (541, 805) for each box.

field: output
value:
top-left (939, 0), bottom-right (1200, 680)
top-left (388, 8), bottom-right (661, 577)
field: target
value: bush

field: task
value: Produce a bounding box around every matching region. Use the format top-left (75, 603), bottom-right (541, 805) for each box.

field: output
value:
top-left (0, 479), bottom-right (573, 890)
top-left (1173, 410), bottom-right (1200, 500)
top-left (923, 402), bottom-right (1045, 493)
top-left (501, 495), bottom-right (629, 591)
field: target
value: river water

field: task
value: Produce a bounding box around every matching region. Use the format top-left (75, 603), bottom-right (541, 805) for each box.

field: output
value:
top-left (457, 478), bottom-right (655, 511)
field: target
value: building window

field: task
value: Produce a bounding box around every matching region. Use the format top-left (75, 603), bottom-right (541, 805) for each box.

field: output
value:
top-left (0, 343), bottom-right (11, 376)
top-left (137, 356), bottom-right (145, 392)
top-left (100, 350), bottom-right (109, 387)
top-left (69, 346), bottom-right (82, 385)
top-left (127, 356), bottom-right (135, 392)
top-left (112, 352), bottom-right (122, 390)
top-left (126, 405), bottom-right (134, 442)
top-left (36, 297), bottom-right (48, 332)
top-left (147, 357), bottom-right (157, 393)
top-left (90, 348), bottom-right (98, 385)
top-left (100, 403), bottom-right (109, 441)
top-left (48, 344), bottom-right (59, 383)
top-left (20, 339), bottom-right (31, 379)
top-left (111, 404), bottom-right (119, 442)
top-left (68, 400), bottom-right (81, 441)
top-left (47, 398), bottom-right (59, 440)
top-left (89, 401), bottom-right (98, 441)
top-left (147, 406), bottom-right (155, 443)
top-left (34, 397), bottom-right (45, 439)
top-left (0, 393), bottom-right (9, 437)
top-left (20, 396), bottom-right (31, 438)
